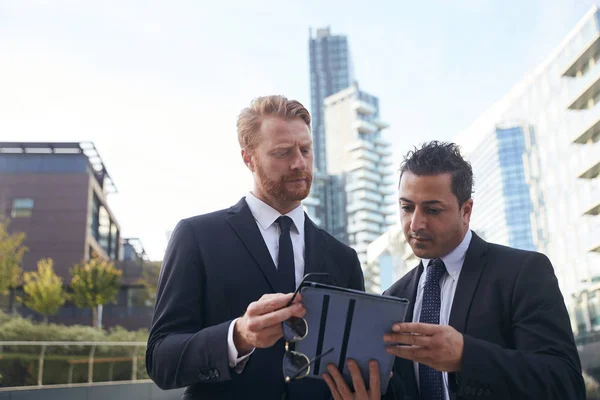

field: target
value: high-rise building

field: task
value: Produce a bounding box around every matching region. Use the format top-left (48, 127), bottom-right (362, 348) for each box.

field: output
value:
top-left (309, 27), bottom-right (353, 173)
top-left (306, 27), bottom-right (354, 232)
top-left (323, 83), bottom-right (395, 292)
top-left (466, 123), bottom-right (546, 252)
top-left (366, 224), bottom-right (413, 292)
top-left (452, 6), bottom-right (600, 334)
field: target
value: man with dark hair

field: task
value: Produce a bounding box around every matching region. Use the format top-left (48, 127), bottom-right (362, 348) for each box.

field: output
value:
top-left (323, 141), bottom-right (585, 399)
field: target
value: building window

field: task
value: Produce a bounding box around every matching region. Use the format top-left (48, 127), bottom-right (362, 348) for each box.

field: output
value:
top-left (98, 206), bottom-right (110, 253)
top-left (109, 223), bottom-right (119, 260)
top-left (11, 198), bottom-right (34, 218)
top-left (90, 195), bottom-right (100, 241)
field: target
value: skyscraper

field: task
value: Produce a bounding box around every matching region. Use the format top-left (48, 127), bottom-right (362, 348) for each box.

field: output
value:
top-left (309, 27), bottom-right (353, 174)
top-left (466, 123), bottom-right (546, 252)
top-left (307, 27), bottom-right (354, 231)
top-left (323, 83), bottom-right (395, 292)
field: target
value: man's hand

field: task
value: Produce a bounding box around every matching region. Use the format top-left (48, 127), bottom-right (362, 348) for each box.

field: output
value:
top-left (384, 322), bottom-right (463, 372)
top-left (233, 293), bottom-right (305, 354)
top-left (323, 360), bottom-right (381, 400)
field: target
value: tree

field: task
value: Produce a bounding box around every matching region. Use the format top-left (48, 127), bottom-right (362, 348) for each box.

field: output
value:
top-left (70, 256), bottom-right (122, 328)
top-left (23, 258), bottom-right (66, 324)
top-left (0, 219), bottom-right (27, 311)
top-left (136, 261), bottom-right (162, 306)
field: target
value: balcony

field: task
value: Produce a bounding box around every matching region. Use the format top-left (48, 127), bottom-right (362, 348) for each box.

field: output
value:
top-left (347, 200), bottom-right (379, 214)
top-left (583, 183), bottom-right (600, 216)
top-left (353, 120), bottom-right (378, 134)
top-left (345, 140), bottom-right (374, 153)
top-left (352, 170), bottom-right (381, 183)
top-left (355, 231), bottom-right (382, 244)
top-left (572, 109), bottom-right (600, 144)
top-left (347, 221), bottom-right (382, 235)
top-left (352, 148), bottom-right (380, 163)
top-left (584, 199), bottom-right (600, 216)
top-left (373, 137), bottom-right (392, 147)
top-left (380, 185), bottom-right (396, 196)
top-left (563, 32), bottom-right (600, 78)
top-left (353, 211), bottom-right (385, 224)
top-left (579, 160), bottom-right (600, 179)
top-left (375, 146), bottom-right (393, 157)
top-left (586, 220), bottom-right (600, 253)
top-left (347, 159), bottom-right (378, 173)
top-left (353, 100), bottom-right (376, 115)
top-left (373, 120), bottom-right (390, 130)
top-left (346, 179), bottom-right (378, 193)
top-left (567, 67), bottom-right (600, 110)
top-left (353, 190), bottom-right (384, 203)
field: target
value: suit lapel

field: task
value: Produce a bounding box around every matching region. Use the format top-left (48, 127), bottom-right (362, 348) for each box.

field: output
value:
top-left (226, 197), bottom-right (282, 293)
top-left (303, 215), bottom-right (335, 284)
top-left (395, 264), bottom-right (424, 400)
top-left (404, 262), bottom-right (424, 322)
top-left (448, 231), bottom-right (487, 333)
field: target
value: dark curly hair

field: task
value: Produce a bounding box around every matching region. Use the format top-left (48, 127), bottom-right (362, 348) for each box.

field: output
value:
top-left (399, 141), bottom-right (474, 207)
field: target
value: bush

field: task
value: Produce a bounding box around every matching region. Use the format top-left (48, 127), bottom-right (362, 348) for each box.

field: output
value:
top-left (0, 311), bottom-right (150, 387)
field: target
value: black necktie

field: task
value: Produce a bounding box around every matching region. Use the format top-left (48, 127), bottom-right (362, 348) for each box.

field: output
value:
top-left (419, 258), bottom-right (446, 400)
top-left (276, 216), bottom-right (296, 293)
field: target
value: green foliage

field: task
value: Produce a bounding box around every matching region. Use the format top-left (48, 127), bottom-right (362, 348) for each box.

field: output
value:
top-left (137, 260), bottom-right (161, 306)
top-left (0, 219), bottom-right (27, 295)
top-left (23, 258), bottom-right (66, 323)
top-left (70, 257), bottom-right (122, 327)
top-left (0, 313), bottom-right (150, 387)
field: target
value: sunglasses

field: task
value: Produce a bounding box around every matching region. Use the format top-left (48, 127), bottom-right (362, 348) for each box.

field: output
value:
top-left (282, 272), bottom-right (334, 383)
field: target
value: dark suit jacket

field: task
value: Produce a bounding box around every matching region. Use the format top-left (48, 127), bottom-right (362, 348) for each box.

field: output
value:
top-left (146, 197), bottom-right (365, 400)
top-left (384, 231), bottom-right (585, 400)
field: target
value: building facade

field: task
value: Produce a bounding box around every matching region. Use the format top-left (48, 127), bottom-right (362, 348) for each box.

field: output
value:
top-left (323, 84), bottom-right (396, 292)
top-left (452, 6), bottom-right (600, 335)
top-left (0, 142), bottom-right (150, 329)
top-left (466, 123), bottom-right (545, 252)
top-left (309, 26), bottom-right (353, 173)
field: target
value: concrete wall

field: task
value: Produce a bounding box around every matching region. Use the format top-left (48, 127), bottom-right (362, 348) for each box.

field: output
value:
top-left (0, 380), bottom-right (185, 400)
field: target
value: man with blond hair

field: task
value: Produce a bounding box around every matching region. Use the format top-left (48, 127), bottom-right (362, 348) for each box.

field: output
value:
top-left (146, 95), bottom-right (365, 399)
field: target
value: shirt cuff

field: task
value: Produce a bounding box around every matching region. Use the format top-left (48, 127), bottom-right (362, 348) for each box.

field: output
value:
top-left (227, 318), bottom-right (255, 372)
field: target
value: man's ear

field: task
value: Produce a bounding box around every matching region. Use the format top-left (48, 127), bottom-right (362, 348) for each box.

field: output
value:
top-left (241, 148), bottom-right (255, 172)
top-left (461, 198), bottom-right (473, 225)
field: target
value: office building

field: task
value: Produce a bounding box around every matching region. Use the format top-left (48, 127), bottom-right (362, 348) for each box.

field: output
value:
top-left (324, 83), bottom-right (396, 292)
top-left (453, 7), bottom-right (600, 319)
top-left (366, 224), bottom-right (415, 292)
top-left (0, 142), bottom-right (150, 328)
top-left (309, 26), bottom-right (354, 173)
top-left (466, 123), bottom-right (546, 252)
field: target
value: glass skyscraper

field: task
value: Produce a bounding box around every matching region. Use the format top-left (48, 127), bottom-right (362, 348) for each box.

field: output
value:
top-left (454, 6), bottom-right (600, 334)
top-left (466, 123), bottom-right (543, 252)
top-left (309, 27), bottom-right (353, 173)
top-left (306, 27), bottom-right (354, 232)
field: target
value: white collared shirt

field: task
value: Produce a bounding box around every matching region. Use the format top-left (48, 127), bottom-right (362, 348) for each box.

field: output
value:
top-left (227, 192), bottom-right (306, 370)
top-left (412, 229), bottom-right (473, 400)
top-left (244, 192), bottom-right (306, 287)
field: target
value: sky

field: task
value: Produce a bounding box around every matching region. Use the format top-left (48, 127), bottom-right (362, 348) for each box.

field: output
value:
top-left (0, 0), bottom-right (598, 260)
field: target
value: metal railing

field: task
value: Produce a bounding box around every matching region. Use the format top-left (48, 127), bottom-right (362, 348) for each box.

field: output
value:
top-left (0, 341), bottom-right (147, 388)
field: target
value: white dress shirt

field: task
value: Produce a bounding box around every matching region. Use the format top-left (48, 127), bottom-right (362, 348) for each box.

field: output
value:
top-left (226, 192), bottom-right (306, 371)
top-left (412, 229), bottom-right (472, 400)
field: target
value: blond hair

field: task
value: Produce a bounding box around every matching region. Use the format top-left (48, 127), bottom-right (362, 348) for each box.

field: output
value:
top-left (237, 95), bottom-right (311, 150)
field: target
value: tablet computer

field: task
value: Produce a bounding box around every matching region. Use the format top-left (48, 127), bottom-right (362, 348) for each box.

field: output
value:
top-left (294, 282), bottom-right (409, 394)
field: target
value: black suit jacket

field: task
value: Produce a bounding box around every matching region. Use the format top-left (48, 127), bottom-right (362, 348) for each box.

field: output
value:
top-left (384, 231), bottom-right (585, 400)
top-left (146, 198), bottom-right (365, 399)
